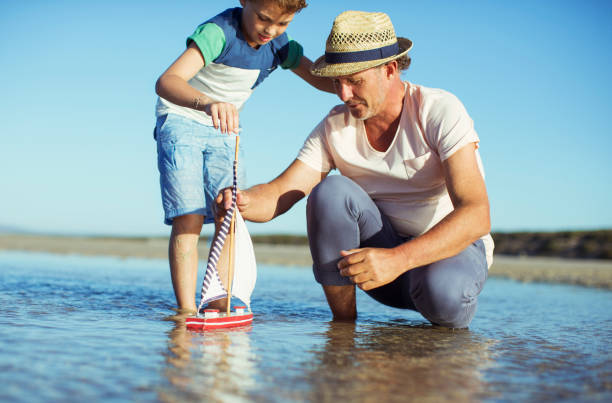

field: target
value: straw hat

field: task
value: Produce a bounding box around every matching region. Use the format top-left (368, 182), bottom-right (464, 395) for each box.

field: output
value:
top-left (311, 10), bottom-right (412, 77)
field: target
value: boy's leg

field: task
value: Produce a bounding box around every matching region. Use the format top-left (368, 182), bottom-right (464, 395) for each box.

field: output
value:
top-left (169, 214), bottom-right (204, 313)
top-left (156, 113), bottom-right (208, 312)
top-left (306, 176), bottom-right (403, 320)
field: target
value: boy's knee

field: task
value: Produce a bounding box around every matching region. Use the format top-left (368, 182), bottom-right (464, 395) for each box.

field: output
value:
top-left (171, 214), bottom-right (204, 235)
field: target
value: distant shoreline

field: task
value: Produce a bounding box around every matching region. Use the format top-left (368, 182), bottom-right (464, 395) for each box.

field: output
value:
top-left (1, 233), bottom-right (611, 290)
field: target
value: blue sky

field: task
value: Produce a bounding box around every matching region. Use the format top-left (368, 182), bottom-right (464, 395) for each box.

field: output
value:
top-left (1, 0), bottom-right (611, 237)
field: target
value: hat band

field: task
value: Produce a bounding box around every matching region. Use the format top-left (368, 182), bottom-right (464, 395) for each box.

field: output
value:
top-left (324, 42), bottom-right (399, 64)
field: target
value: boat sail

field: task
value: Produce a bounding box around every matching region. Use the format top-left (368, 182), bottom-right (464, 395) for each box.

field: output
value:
top-left (186, 136), bottom-right (256, 330)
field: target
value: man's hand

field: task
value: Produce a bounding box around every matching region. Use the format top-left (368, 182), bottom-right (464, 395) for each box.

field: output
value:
top-left (213, 160), bottom-right (326, 224)
top-left (204, 102), bottom-right (240, 134)
top-left (337, 247), bottom-right (406, 291)
top-left (215, 187), bottom-right (249, 223)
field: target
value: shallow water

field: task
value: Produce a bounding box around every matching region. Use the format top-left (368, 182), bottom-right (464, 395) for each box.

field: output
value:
top-left (0, 251), bottom-right (610, 402)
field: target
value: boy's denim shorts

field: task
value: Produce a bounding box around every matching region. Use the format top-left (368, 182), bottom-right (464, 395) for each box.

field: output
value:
top-left (155, 113), bottom-right (246, 225)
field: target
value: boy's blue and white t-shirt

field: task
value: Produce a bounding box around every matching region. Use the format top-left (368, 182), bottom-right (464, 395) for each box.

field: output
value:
top-left (156, 7), bottom-right (304, 126)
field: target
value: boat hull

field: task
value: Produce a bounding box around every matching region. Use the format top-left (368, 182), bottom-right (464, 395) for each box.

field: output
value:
top-left (186, 312), bottom-right (253, 330)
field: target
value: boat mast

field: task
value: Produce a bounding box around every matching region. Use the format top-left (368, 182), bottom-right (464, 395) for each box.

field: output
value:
top-left (226, 136), bottom-right (240, 316)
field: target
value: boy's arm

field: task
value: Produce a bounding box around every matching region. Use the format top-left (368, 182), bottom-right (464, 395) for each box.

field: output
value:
top-left (292, 56), bottom-right (336, 94)
top-left (155, 43), bottom-right (239, 134)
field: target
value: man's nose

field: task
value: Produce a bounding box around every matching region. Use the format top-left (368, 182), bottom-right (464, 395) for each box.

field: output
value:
top-left (337, 82), bottom-right (352, 102)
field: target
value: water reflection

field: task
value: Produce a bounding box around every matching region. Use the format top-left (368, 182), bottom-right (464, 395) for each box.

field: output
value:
top-left (161, 314), bottom-right (257, 402)
top-left (1, 254), bottom-right (610, 402)
top-left (159, 315), bottom-right (499, 402)
top-left (304, 321), bottom-right (498, 402)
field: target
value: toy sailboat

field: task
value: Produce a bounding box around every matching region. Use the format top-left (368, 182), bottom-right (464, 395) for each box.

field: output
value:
top-left (186, 136), bottom-right (256, 331)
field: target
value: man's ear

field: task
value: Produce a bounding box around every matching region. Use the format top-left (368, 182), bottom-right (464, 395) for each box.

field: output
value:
top-left (385, 60), bottom-right (399, 78)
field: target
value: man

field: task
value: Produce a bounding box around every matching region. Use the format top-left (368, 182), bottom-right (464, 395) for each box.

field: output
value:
top-left (217, 10), bottom-right (494, 328)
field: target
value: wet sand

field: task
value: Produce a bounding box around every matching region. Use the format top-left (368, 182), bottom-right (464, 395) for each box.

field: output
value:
top-left (1, 234), bottom-right (611, 290)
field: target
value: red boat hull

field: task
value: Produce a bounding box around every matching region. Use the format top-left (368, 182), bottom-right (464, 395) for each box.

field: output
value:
top-left (186, 312), bottom-right (253, 330)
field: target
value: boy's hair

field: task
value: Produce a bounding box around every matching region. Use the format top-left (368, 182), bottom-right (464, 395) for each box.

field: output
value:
top-left (247, 0), bottom-right (308, 13)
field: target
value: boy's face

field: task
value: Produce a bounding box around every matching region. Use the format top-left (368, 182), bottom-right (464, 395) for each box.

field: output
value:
top-left (240, 0), bottom-right (296, 48)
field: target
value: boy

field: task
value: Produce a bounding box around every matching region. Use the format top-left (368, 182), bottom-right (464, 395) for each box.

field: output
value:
top-left (154, 0), bottom-right (332, 313)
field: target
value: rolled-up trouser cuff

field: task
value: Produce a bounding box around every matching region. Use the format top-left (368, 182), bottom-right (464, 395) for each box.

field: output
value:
top-left (312, 266), bottom-right (353, 286)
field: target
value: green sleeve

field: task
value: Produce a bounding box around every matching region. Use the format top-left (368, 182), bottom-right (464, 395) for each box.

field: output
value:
top-left (187, 23), bottom-right (226, 65)
top-left (281, 38), bottom-right (304, 70)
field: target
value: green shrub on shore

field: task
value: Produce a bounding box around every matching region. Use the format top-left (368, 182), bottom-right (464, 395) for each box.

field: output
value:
top-left (31, 230), bottom-right (609, 260)
top-left (251, 234), bottom-right (309, 245)
top-left (491, 230), bottom-right (612, 259)
top-left (251, 230), bottom-right (612, 260)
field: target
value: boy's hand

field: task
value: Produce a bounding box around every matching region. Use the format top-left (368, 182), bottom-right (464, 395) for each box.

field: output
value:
top-left (204, 102), bottom-right (240, 134)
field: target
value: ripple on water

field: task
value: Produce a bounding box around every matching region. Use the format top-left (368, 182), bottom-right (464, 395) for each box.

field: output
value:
top-left (0, 252), bottom-right (611, 402)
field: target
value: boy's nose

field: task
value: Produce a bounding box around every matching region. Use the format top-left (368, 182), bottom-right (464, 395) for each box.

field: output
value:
top-left (263, 25), bottom-right (275, 36)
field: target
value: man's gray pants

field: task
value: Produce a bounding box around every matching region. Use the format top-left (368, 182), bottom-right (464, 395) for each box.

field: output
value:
top-left (306, 175), bottom-right (488, 328)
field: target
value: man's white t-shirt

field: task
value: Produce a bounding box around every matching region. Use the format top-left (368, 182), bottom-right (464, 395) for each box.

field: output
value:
top-left (297, 82), bottom-right (494, 267)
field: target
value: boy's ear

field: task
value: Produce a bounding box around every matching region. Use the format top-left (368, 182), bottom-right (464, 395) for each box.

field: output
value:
top-left (239, 0), bottom-right (247, 7)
